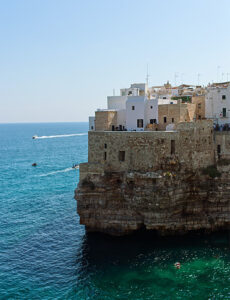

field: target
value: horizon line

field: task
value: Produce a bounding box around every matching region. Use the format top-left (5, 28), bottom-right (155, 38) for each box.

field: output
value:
top-left (0, 121), bottom-right (89, 124)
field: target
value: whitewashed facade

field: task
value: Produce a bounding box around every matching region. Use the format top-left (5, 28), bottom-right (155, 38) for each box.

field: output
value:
top-left (126, 96), bottom-right (147, 131)
top-left (145, 99), bottom-right (158, 125)
top-left (107, 96), bottom-right (127, 110)
top-left (89, 116), bottom-right (95, 131)
top-left (205, 86), bottom-right (230, 124)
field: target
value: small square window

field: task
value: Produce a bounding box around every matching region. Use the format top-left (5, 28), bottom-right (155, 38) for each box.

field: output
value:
top-left (150, 119), bottom-right (156, 124)
top-left (119, 151), bottom-right (125, 162)
top-left (104, 143), bottom-right (107, 149)
top-left (132, 106), bottom-right (135, 110)
top-left (137, 119), bottom-right (143, 128)
top-left (150, 106), bottom-right (153, 109)
top-left (222, 95), bottom-right (226, 100)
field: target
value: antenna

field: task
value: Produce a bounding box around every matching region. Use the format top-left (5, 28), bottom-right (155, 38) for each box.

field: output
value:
top-left (146, 64), bottom-right (150, 86)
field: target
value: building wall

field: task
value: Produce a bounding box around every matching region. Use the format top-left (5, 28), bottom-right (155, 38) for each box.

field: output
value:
top-left (107, 96), bottom-right (127, 110)
top-left (126, 96), bottom-right (147, 131)
top-left (87, 120), bottom-right (214, 174)
top-left (192, 95), bottom-right (205, 120)
top-left (95, 111), bottom-right (117, 131)
top-left (120, 88), bottom-right (139, 96)
top-left (145, 99), bottom-right (158, 125)
top-left (117, 109), bottom-right (126, 128)
top-left (158, 102), bottom-right (195, 130)
top-left (214, 132), bottom-right (230, 160)
top-left (158, 99), bottom-right (177, 105)
top-left (205, 86), bottom-right (230, 124)
top-left (89, 116), bottom-right (95, 131)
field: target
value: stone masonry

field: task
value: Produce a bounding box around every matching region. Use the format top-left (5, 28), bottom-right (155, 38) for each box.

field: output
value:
top-left (75, 120), bottom-right (230, 236)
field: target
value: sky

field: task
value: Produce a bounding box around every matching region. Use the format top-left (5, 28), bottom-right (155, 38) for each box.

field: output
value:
top-left (0, 0), bottom-right (230, 123)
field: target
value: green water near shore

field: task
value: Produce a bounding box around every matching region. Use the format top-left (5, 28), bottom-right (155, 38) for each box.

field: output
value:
top-left (78, 233), bottom-right (230, 299)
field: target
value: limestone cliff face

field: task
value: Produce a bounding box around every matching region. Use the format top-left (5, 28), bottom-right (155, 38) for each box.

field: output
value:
top-left (75, 165), bottom-right (230, 236)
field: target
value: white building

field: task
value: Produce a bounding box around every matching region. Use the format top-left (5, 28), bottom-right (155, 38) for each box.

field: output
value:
top-left (126, 96), bottom-right (147, 131)
top-left (205, 85), bottom-right (230, 125)
top-left (107, 96), bottom-right (127, 110)
top-left (158, 98), bottom-right (177, 105)
top-left (89, 116), bottom-right (95, 131)
top-left (145, 99), bottom-right (158, 125)
top-left (89, 83), bottom-right (159, 131)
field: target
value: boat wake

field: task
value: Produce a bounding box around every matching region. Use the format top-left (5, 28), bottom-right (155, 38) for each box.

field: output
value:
top-left (36, 166), bottom-right (79, 177)
top-left (34, 133), bottom-right (87, 139)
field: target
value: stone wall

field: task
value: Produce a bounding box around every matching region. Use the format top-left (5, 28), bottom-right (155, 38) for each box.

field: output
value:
top-left (95, 110), bottom-right (117, 131)
top-left (192, 95), bottom-right (205, 120)
top-left (87, 120), bottom-right (214, 175)
top-left (75, 120), bottom-right (230, 236)
top-left (214, 132), bottom-right (230, 160)
top-left (158, 102), bottom-right (195, 130)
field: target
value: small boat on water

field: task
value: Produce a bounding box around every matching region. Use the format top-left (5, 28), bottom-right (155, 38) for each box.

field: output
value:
top-left (72, 164), bottom-right (78, 169)
top-left (32, 135), bottom-right (38, 139)
top-left (32, 163), bottom-right (37, 167)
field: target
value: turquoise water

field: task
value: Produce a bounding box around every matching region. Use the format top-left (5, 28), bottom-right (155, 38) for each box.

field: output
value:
top-left (1, 122), bottom-right (230, 299)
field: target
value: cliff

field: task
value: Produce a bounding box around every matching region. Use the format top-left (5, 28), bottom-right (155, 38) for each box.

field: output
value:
top-left (75, 121), bottom-right (230, 236)
top-left (75, 165), bottom-right (230, 236)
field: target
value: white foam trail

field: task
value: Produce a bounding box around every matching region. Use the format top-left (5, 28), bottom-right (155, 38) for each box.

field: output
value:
top-left (37, 166), bottom-right (79, 177)
top-left (34, 133), bottom-right (87, 139)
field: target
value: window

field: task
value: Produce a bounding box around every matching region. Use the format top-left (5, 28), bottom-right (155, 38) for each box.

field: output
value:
top-left (104, 143), bottom-right (107, 149)
top-left (119, 151), bottom-right (125, 162)
top-left (91, 126), bottom-right (94, 130)
top-left (170, 102), bottom-right (174, 104)
top-left (198, 103), bottom-right (201, 109)
top-left (172, 118), bottom-right (174, 123)
top-left (104, 152), bottom-right (107, 160)
top-left (150, 119), bottom-right (156, 124)
top-left (217, 145), bottom-right (221, 154)
top-left (150, 106), bottom-right (153, 109)
top-left (222, 95), bottom-right (226, 100)
top-left (137, 119), bottom-right (143, 128)
top-left (164, 117), bottom-right (167, 123)
top-left (163, 97), bottom-right (166, 99)
top-left (128, 91), bottom-right (132, 95)
top-left (223, 108), bottom-right (227, 117)
top-left (119, 125), bottom-right (122, 131)
top-left (132, 106), bottom-right (135, 110)
top-left (198, 115), bottom-right (201, 120)
top-left (112, 125), bottom-right (115, 131)
top-left (171, 140), bottom-right (175, 155)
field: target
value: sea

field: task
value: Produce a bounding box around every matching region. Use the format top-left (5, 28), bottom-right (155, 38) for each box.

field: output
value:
top-left (1, 122), bottom-right (230, 300)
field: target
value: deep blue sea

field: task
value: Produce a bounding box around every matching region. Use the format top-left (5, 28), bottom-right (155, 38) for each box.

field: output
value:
top-left (1, 122), bottom-right (230, 300)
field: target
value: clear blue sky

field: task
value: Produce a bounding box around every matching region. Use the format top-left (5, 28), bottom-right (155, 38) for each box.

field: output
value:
top-left (1, 0), bottom-right (230, 123)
